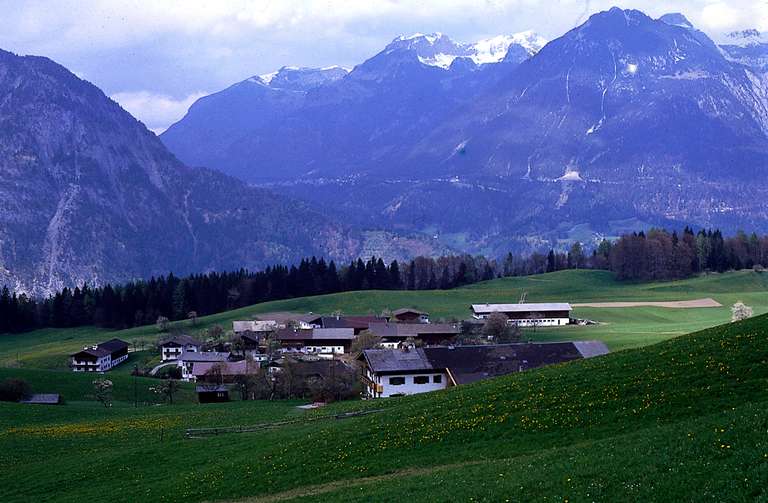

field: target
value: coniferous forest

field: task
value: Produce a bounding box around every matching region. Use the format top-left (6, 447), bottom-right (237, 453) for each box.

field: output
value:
top-left (2, 228), bottom-right (767, 334)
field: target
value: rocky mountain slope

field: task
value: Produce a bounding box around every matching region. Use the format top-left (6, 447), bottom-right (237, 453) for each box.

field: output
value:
top-left (162, 9), bottom-right (768, 255)
top-left (0, 50), bottom-right (445, 295)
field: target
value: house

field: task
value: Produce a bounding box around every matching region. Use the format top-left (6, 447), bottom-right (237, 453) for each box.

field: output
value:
top-left (275, 327), bottom-right (356, 357)
top-left (358, 341), bottom-right (609, 398)
top-left (367, 322), bottom-right (459, 347)
top-left (159, 334), bottom-right (202, 362)
top-left (470, 303), bottom-right (573, 327)
top-left (70, 339), bottom-right (129, 372)
top-left (19, 394), bottom-right (61, 405)
top-left (391, 308), bottom-right (430, 324)
top-left (177, 351), bottom-right (232, 381)
top-left (196, 384), bottom-right (230, 403)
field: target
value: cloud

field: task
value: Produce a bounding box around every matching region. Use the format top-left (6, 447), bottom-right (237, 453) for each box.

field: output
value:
top-left (111, 90), bottom-right (208, 133)
top-left (3, 0), bottom-right (768, 129)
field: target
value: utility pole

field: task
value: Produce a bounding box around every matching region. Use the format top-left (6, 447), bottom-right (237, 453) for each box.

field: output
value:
top-left (133, 364), bottom-right (138, 408)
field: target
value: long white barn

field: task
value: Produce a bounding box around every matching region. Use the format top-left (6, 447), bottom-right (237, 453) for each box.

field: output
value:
top-left (471, 303), bottom-right (572, 327)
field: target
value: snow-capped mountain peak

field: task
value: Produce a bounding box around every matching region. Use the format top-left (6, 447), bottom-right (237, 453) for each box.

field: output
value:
top-left (252, 65), bottom-right (349, 90)
top-left (724, 28), bottom-right (768, 47)
top-left (387, 31), bottom-right (546, 69)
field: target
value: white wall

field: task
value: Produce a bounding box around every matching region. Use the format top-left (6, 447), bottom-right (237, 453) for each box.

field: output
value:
top-left (374, 372), bottom-right (447, 397)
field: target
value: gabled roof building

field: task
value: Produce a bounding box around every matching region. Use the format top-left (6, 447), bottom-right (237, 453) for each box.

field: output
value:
top-left (358, 341), bottom-right (609, 398)
top-left (70, 338), bottom-right (129, 372)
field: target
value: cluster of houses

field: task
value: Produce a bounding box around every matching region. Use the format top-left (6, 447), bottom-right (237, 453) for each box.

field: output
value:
top-left (68, 302), bottom-right (607, 400)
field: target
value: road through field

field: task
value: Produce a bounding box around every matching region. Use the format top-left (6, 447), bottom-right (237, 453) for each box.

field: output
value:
top-left (572, 298), bottom-right (722, 308)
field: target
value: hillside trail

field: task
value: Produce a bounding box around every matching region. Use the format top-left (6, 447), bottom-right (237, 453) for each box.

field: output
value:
top-left (218, 460), bottom-right (486, 503)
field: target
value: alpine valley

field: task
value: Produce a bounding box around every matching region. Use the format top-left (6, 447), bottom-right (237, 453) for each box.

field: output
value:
top-left (163, 8), bottom-right (768, 257)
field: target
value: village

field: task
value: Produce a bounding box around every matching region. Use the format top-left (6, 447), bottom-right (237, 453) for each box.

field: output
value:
top-left (68, 302), bottom-right (608, 403)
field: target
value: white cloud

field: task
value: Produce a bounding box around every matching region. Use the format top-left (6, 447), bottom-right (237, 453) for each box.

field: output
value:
top-left (111, 90), bottom-right (208, 133)
top-left (3, 0), bottom-right (768, 129)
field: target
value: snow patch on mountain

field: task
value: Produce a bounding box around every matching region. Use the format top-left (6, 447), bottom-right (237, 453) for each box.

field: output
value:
top-left (394, 31), bottom-right (546, 69)
top-left (724, 29), bottom-right (768, 48)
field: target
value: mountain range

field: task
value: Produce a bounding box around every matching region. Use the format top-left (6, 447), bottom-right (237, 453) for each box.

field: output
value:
top-left (5, 7), bottom-right (768, 294)
top-left (0, 50), bottom-right (446, 295)
top-left (162, 8), bottom-right (768, 257)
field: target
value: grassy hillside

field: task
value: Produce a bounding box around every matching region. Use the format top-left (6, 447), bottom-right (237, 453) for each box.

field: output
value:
top-left (1, 313), bottom-right (767, 502)
top-left (2, 270), bottom-right (768, 370)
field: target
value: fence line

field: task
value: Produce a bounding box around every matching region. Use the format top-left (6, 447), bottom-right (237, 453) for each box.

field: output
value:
top-left (185, 408), bottom-right (385, 438)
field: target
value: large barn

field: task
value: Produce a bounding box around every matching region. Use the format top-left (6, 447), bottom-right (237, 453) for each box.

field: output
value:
top-left (70, 339), bottom-right (129, 372)
top-left (471, 303), bottom-right (572, 327)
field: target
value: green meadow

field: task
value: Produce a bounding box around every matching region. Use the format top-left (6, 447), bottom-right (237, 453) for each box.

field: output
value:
top-left (1, 309), bottom-right (766, 502)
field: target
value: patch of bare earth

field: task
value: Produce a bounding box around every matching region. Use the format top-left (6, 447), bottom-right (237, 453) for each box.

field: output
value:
top-left (572, 298), bottom-right (722, 308)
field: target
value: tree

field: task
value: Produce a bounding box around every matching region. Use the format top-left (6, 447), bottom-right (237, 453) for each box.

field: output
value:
top-left (482, 313), bottom-right (510, 341)
top-left (156, 316), bottom-right (170, 333)
top-left (187, 311), bottom-right (199, 326)
top-left (0, 378), bottom-right (31, 402)
top-left (731, 301), bottom-right (753, 323)
top-left (150, 379), bottom-right (181, 404)
top-left (92, 378), bottom-right (113, 408)
top-left (350, 331), bottom-right (383, 356)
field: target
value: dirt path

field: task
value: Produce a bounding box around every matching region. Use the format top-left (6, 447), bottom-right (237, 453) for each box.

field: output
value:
top-left (218, 460), bottom-right (485, 503)
top-left (573, 298), bottom-right (722, 308)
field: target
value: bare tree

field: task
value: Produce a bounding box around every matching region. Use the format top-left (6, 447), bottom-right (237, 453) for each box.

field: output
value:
top-left (483, 313), bottom-right (510, 341)
top-left (731, 301), bottom-right (754, 322)
top-left (150, 379), bottom-right (181, 405)
top-left (156, 316), bottom-right (170, 333)
top-left (350, 331), bottom-right (382, 356)
top-left (187, 311), bottom-right (198, 326)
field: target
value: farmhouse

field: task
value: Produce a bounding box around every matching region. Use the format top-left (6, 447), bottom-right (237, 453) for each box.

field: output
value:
top-left (70, 338), bottom-right (129, 372)
top-left (192, 360), bottom-right (258, 382)
top-left (358, 341), bottom-right (609, 398)
top-left (275, 327), bottom-right (355, 357)
top-left (391, 308), bottom-right (430, 324)
top-left (367, 322), bottom-right (459, 347)
top-left (471, 303), bottom-right (573, 327)
top-left (177, 351), bottom-right (232, 381)
top-left (159, 334), bottom-right (202, 362)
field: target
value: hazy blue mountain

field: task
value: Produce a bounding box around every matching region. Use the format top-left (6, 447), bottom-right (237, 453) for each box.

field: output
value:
top-left (161, 32), bottom-right (544, 182)
top-left (161, 8), bottom-right (768, 255)
top-left (0, 49), bottom-right (447, 295)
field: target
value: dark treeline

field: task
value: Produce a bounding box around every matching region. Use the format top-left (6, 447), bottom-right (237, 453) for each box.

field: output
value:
top-left (3, 228), bottom-right (768, 334)
top-left (0, 254), bottom-right (495, 334)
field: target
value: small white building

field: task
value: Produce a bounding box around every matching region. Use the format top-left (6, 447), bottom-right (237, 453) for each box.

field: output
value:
top-left (159, 335), bottom-right (202, 362)
top-left (470, 303), bottom-right (572, 327)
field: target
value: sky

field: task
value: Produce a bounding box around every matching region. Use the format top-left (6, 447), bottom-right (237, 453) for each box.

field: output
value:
top-left (1, 0), bottom-right (765, 133)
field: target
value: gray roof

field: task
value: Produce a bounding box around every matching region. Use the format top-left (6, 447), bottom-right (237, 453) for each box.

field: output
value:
top-left (471, 303), bottom-right (572, 314)
top-left (393, 308), bottom-right (428, 316)
top-left (179, 350), bottom-right (230, 362)
top-left (19, 394), bottom-right (61, 404)
top-left (362, 341), bottom-right (609, 381)
top-left (311, 328), bottom-right (355, 340)
top-left (367, 322), bottom-right (459, 338)
top-left (196, 384), bottom-right (230, 393)
top-left (361, 348), bottom-right (433, 373)
top-left (573, 340), bottom-right (610, 358)
top-left (160, 334), bottom-right (202, 347)
top-left (71, 338), bottom-right (129, 358)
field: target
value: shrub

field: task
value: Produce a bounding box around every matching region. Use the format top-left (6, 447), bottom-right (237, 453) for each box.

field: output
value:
top-left (0, 378), bottom-right (32, 402)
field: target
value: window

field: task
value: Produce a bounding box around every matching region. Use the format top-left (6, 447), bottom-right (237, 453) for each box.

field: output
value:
top-left (433, 375), bottom-right (442, 383)
top-left (389, 377), bottom-right (405, 386)
top-left (414, 376), bottom-right (429, 385)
